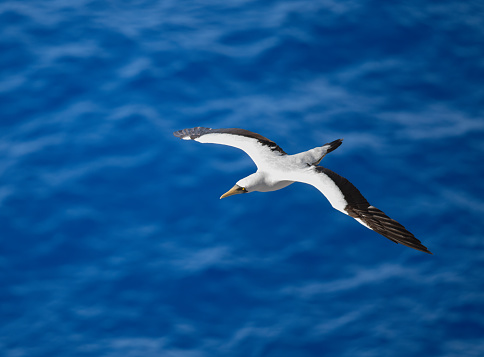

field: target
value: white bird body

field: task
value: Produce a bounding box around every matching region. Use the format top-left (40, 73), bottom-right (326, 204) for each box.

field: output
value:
top-left (174, 127), bottom-right (431, 254)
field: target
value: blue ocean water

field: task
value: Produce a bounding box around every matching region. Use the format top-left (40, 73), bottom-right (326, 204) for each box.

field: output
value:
top-left (1, 0), bottom-right (484, 356)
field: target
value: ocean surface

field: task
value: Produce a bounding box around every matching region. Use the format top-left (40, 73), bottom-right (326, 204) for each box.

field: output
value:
top-left (1, 1), bottom-right (484, 356)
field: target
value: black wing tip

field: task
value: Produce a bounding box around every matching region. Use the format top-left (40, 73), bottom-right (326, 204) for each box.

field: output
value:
top-left (173, 127), bottom-right (212, 140)
top-left (382, 229), bottom-right (432, 254)
top-left (348, 204), bottom-right (432, 254)
top-left (395, 239), bottom-right (432, 254)
top-left (411, 241), bottom-right (433, 254)
top-left (384, 233), bottom-right (432, 254)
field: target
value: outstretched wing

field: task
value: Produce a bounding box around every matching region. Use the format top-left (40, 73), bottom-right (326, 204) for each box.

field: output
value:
top-left (292, 166), bottom-right (432, 254)
top-left (173, 127), bottom-right (286, 169)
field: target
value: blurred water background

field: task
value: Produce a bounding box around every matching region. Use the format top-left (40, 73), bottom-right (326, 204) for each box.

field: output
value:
top-left (1, 0), bottom-right (484, 356)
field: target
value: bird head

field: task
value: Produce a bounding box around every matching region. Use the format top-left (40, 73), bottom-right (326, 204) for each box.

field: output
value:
top-left (220, 173), bottom-right (262, 199)
top-left (220, 184), bottom-right (248, 199)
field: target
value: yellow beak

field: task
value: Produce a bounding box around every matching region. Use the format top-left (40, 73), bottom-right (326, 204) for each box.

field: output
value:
top-left (220, 185), bottom-right (244, 199)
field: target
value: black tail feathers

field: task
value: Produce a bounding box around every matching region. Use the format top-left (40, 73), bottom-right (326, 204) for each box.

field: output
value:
top-left (325, 138), bottom-right (343, 154)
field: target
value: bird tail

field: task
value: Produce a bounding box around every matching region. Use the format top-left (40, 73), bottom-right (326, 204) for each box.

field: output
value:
top-left (311, 139), bottom-right (343, 165)
top-left (324, 139), bottom-right (343, 154)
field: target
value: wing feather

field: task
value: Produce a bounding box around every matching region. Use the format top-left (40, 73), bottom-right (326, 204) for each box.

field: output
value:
top-left (174, 127), bottom-right (286, 169)
top-left (292, 166), bottom-right (432, 254)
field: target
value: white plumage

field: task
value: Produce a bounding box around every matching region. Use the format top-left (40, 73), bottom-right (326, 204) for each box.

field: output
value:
top-left (174, 127), bottom-right (431, 254)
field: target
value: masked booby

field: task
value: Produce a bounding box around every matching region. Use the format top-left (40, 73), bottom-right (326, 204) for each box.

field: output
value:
top-left (173, 127), bottom-right (431, 254)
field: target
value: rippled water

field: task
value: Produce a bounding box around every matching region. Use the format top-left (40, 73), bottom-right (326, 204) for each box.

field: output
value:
top-left (1, 1), bottom-right (484, 356)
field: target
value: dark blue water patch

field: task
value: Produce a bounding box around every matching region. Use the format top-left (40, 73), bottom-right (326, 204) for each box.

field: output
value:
top-left (0, 40), bottom-right (33, 77)
top-left (0, 9), bottom-right (31, 27)
top-left (219, 28), bottom-right (274, 46)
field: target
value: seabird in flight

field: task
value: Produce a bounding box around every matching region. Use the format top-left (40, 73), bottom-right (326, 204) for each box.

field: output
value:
top-left (173, 127), bottom-right (431, 254)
